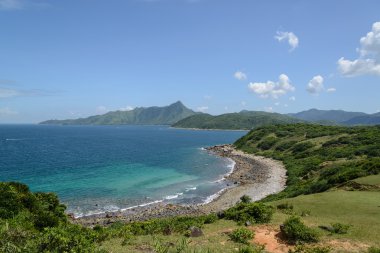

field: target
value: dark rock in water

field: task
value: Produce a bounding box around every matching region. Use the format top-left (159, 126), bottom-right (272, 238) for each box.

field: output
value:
top-left (245, 221), bottom-right (251, 226)
top-left (188, 226), bottom-right (203, 237)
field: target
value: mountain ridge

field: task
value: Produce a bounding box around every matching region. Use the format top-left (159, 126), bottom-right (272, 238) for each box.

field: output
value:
top-left (39, 101), bottom-right (198, 125)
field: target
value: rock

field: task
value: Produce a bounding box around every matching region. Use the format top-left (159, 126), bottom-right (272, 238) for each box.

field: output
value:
top-left (188, 226), bottom-right (203, 237)
top-left (245, 221), bottom-right (251, 226)
top-left (163, 226), bottom-right (172, 235)
top-left (217, 211), bottom-right (225, 219)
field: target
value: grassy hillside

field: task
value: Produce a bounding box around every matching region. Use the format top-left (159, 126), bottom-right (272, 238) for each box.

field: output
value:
top-left (234, 123), bottom-right (380, 201)
top-left (172, 111), bottom-right (302, 130)
top-left (289, 109), bottom-right (367, 124)
top-left (40, 101), bottom-right (197, 125)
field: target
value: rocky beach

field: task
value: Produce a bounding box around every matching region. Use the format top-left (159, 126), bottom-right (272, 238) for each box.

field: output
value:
top-left (72, 144), bottom-right (287, 227)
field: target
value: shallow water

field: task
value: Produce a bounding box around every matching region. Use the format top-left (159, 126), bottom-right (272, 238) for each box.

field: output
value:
top-left (0, 125), bottom-right (246, 217)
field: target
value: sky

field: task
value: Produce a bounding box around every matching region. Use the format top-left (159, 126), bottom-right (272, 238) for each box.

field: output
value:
top-left (1, 0), bottom-right (380, 123)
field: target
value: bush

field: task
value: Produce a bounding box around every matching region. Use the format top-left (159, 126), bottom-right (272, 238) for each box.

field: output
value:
top-left (240, 195), bottom-right (252, 204)
top-left (281, 216), bottom-right (319, 243)
top-left (224, 203), bottom-right (274, 225)
top-left (257, 137), bottom-right (277, 150)
top-left (238, 245), bottom-right (265, 253)
top-left (290, 245), bottom-right (331, 253)
top-left (368, 247), bottom-right (380, 253)
top-left (331, 223), bottom-right (351, 234)
top-left (229, 227), bottom-right (254, 244)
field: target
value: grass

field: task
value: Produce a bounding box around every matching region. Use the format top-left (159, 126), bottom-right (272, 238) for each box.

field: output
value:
top-left (269, 190), bottom-right (380, 247)
top-left (100, 219), bottom-right (243, 252)
top-left (353, 174), bottom-right (380, 186)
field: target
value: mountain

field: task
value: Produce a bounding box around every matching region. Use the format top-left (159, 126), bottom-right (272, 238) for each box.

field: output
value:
top-left (342, 112), bottom-right (380, 125)
top-left (40, 101), bottom-right (198, 125)
top-left (289, 109), bottom-right (367, 124)
top-left (172, 111), bottom-right (303, 130)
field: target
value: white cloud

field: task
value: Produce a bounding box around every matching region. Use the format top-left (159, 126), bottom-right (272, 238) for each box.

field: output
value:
top-left (120, 106), bottom-right (134, 111)
top-left (327, 88), bottom-right (336, 93)
top-left (234, 71), bottom-right (247, 81)
top-left (338, 57), bottom-right (380, 76)
top-left (248, 74), bottom-right (295, 99)
top-left (0, 87), bottom-right (20, 98)
top-left (96, 106), bottom-right (108, 114)
top-left (338, 22), bottom-right (380, 76)
top-left (203, 95), bottom-right (212, 100)
top-left (275, 31), bottom-right (299, 51)
top-left (0, 0), bottom-right (23, 10)
top-left (274, 102), bottom-right (280, 106)
top-left (241, 101), bottom-right (247, 106)
top-left (307, 75), bottom-right (324, 94)
top-left (284, 104), bottom-right (288, 107)
top-left (196, 106), bottom-right (208, 112)
top-left (289, 96), bottom-right (296, 101)
top-left (264, 106), bottom-right (273, 113)
top-left (224, 106), bottom-right (228, 111)
top-left (0, 107), bottom-right (18, 115)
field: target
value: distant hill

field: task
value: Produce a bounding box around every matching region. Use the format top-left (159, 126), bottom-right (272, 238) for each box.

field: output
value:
top-left (342, 112), bottom-right (380, 125)
top-left (289, 109), bottom-right (367, 124)
top-left (172, 111), bottom-right (303, 130)
top-left (40, 101), bottom-right (198, 125)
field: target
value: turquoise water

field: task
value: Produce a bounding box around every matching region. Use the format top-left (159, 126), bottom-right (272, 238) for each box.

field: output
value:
top-left (0, 125), bottom-right (246, 217)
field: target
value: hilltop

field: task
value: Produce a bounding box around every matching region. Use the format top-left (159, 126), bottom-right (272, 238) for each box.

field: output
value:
top-left (172, 111), bottom-right (303, 130)
top-left (39, 101), bottom-right (198, 125)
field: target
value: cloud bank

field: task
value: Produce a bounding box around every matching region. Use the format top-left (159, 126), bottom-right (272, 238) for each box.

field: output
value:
top-left (338, 21), bottom-right (380, 76)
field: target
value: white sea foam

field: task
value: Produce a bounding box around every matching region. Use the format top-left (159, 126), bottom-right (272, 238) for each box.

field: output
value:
top-left (165, 192), bottom-right (183, 200)
top-left (203, 188), bottom-right (226, 204)
top-left (185, 186), bottom-right (197, 191)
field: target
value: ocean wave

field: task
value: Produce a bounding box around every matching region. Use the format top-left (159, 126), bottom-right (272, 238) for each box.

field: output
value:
top-left (164, 192), bottom-right (184, 200)
top-left (185, 186), bottom-right (197, 191)
top-left (202, 188), bottom-right (226, 204)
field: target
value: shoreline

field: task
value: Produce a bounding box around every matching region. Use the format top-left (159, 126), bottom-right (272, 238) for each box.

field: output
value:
top-left (71, 144), bottom-right (287, 227)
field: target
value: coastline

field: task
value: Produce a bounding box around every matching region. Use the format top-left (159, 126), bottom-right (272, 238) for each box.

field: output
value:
top-left (71, 144), bottom-right (287, 227)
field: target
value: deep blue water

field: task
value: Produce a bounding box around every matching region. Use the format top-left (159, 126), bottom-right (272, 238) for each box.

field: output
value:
top-left (0, 125), bottom-right (246, 217)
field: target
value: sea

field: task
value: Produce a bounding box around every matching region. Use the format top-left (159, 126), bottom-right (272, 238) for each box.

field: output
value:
top-left (0, 125), bottom-right (246, 217)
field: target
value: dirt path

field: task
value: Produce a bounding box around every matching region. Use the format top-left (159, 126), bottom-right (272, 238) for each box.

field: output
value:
top-left (250, 225), bottom-right (292, 253)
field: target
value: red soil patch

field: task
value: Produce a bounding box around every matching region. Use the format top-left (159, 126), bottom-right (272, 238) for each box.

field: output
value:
top-left (250, 225), bottom-right (292, 253)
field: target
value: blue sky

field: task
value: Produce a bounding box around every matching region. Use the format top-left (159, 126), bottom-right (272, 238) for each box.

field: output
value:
top-left (1, 0), bottom-right (380, 123)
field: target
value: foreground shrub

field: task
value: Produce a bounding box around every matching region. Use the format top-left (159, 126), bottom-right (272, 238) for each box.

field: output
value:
top-left (36, 224), bottom-right (104, 253)
top-left (224, 203), bottom-right (274, 225)
top-left (281, 216), bottom-right (319, 243)
top-left (368, 247), bottom-right (380, 253)
top-left (290, 245), bottom-right (331, 253)
top-left (238, 245), bottom-right (265, 253)
top-left (229, 227), bottom-right (254, 244)
top-left (330, 223), bottom-right (351, 234)
top-left (240, 195), bottom-right (252, 204)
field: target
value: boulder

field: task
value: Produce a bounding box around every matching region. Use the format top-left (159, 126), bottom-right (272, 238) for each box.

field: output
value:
top-left (188, 226), bottom-right (203, 237)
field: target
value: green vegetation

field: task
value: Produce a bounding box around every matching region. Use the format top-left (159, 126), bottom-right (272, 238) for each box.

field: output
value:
top-left (235, 123), bottom-right (380, 200)
top-left (270, 190), bottom-right (380, 246)
top-left (281, 216), bottom-right (319, 243)
top-left (2, 123), bottom-right (380, 252)
top-left (228, 227), bottom-right (254, 244)
top-left (172, 111), bottom-right (303, 130)
top-left (223, 202), bottom-right (275, 225)
top-left (40, 101), bottom-right (198, 125)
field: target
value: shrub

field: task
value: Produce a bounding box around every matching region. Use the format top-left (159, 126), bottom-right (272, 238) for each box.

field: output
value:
top-left (238, 245), bottom-right (265, 253)
top-left (257, 136), bottom-right (277, 150)
top-left (368, 247), bottom-right (380, 253)
top-left (292, 142), bottom-right (315, 153)
top-left (229, 227), bottom-right (254, 244)
top-left (281, 216), bottom-right (319, 243)
top-left (330, 223), bottom-right (351, 234)
top-left (240, 195), bottom-right (252, 204)
top-left (224, 203), bottom-right (274, 225)
top-left (290, 245), bottom-right (331, 253)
